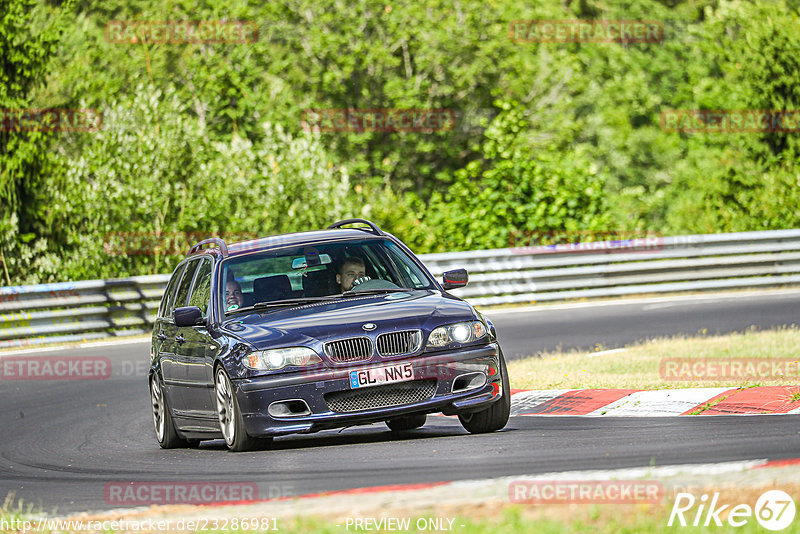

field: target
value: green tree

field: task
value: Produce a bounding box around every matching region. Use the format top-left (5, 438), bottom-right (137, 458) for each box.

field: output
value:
top-left (53, 85), bottom-right (355, 282)
top-left (0, 0), bottom-right (67, 284)
top-left (427, 101), bottom-right (610, 251)
top-left (662, 0), bottom-right (800, 232)
top-left (5, 0), bottom-right (800, 284)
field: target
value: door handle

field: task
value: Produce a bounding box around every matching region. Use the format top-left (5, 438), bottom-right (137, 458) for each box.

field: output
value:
top-left (175, 335), bottom-right (186, 344)
top-left (157, 333), bottom-right (167, 341)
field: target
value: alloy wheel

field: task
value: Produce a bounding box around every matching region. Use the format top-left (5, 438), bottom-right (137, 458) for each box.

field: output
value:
top-left (215, 369), bottom-right (236, 446)
top-left (150, 376), bottom-right (165, 442)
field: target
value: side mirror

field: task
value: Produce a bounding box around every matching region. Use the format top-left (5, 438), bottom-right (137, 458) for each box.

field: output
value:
top-left (174, 306), bottom-right (204, 327)
top-left (442, 268), bottom-right (468, 290)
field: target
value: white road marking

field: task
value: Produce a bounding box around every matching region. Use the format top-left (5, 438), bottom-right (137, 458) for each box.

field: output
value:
top-left (0, 336), bottom-right (150, 357)
top-left (586, 348), bottom-right (626, 358)
top-left (584, 388), bottom-right (732, 416)
top-left (493, 459), bottom-right (769, 484)
top-left (483, 288), bottom-right (800, 316)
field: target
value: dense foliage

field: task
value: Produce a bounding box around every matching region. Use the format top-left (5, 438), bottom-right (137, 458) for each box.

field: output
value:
top-left (1, 0), bottom-right (798, 284)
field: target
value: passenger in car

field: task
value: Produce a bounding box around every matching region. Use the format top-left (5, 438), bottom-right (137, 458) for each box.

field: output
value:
top-left (225, 280), bottom-right (244, 310)
top-left (336, 256), bottom-right (366, 292)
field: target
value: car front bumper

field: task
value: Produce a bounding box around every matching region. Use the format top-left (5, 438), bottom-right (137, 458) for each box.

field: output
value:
top-left (234, 342), bottom-right (504, 437)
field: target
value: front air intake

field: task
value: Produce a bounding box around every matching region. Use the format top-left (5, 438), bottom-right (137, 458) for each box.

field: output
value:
top-left (324, 337), bottom-right (373, 363)
top-left (376, 330), bottom-right (422, 357)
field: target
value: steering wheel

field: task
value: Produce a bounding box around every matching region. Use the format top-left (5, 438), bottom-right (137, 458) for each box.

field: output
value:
top-left (349, 277), bottom-right (401, 291)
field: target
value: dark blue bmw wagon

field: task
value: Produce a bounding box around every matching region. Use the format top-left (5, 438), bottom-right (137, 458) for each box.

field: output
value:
top-left (149, 219), bottom-right (510, 451)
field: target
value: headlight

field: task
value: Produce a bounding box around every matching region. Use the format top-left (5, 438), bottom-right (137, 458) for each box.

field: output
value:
top-left (243, 347), bottom-right (322, 371)
top-left (426, 321), bottom-right (487, 348)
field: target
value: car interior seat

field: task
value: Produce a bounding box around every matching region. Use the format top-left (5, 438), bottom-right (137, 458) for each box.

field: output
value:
top-left (252, 274), bottom-right (293, 303)
top-left (302, 268), bottom-right (337, 297)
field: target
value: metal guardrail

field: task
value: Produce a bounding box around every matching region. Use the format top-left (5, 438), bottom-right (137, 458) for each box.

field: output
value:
top-left (0, 275), bottom-right (168, 348)
top-left (2, 229), bottom-right (799, 348)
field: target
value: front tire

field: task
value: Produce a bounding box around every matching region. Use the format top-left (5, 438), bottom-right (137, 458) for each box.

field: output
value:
top-left (386, 414), bottom-right (427, 432)
top-left (150, 374), bottom-right (189, 448)
top-left (215, 367), bottom-right (264, 452)
top-left (458, 350), bottom-right (511, 434)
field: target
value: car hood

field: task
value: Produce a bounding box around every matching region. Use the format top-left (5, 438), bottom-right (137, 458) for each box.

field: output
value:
top-left (221, 290), bottom-right (477, 350)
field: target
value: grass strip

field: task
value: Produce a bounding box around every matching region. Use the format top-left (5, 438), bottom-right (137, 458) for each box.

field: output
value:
top-left (507, 327), bottom-right (800, 390)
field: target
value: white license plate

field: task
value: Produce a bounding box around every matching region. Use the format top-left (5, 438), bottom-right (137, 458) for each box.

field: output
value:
top-left (349, 362), bottom-right (414, 389)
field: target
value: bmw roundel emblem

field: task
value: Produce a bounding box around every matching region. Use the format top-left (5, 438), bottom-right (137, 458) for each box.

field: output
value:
top-left (362, 323), bottom-right (377, 331)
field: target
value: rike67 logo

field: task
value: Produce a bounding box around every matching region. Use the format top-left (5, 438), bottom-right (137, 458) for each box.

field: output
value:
top-left (669, 490), bottom-right (796, 531)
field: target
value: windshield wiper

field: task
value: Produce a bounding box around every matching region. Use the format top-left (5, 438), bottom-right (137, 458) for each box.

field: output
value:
top-left (227, 289), bottom-right (416, 315)
top-left (341, 288), bottom-right (412, 297)
top-left (228, 296), bottom-right (342, 315)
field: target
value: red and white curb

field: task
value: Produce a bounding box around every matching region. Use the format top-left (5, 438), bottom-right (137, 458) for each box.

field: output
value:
top-left (249, 457), bottom-right (800, 504)
top-left (510, 386), bottom-right (800, 416)
top-left (77, 457), bottom-right (800, 525)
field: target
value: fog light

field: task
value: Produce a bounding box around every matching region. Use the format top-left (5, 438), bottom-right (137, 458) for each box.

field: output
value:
top-left (452, 372), bottom-right (487, 393)
top-left (268, 399), bottom-right (311, 418)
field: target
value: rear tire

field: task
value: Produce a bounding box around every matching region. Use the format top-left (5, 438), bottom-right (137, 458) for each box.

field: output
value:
top-left (458, 350), bottom-right (511, 434)
top-left (215, 367), bottom-right (265, 452)
top-left (386, 414), bottom-right (427, 432)
top-left (150, 374), bottom-right (189, 448)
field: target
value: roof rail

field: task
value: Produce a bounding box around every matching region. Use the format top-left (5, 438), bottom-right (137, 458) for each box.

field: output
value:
top-left (189, 237), bottom-right (229, 257)
top-left (327, 219), bottom-right (385, 236)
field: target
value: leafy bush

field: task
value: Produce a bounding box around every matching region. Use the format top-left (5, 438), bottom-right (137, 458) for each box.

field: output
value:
top-left (46, 85), bottom-right (356, 281)
top-left (425, 101), bottom-right (610, 251)
top-left (3, 0), bottom-right (800, 285)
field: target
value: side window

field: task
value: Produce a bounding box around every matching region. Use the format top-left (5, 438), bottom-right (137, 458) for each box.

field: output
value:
top-left (159, 264), bottom-right (186, 317)
top-left (188, 259), bottom-right (213, 316)
top-left (383, 242), bottom-right (431, 288)
top-left (399, 260), bottom-right (425, 287)
top-left (361, 245), bottom-right (393, 282)
top-left (172, 259), bottom-right (200, 312)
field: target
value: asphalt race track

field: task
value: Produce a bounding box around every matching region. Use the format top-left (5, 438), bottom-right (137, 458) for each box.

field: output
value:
top-left (490, 289), bottom-right (800, 359)
top-left (1, 290), bottom-right (799, 514)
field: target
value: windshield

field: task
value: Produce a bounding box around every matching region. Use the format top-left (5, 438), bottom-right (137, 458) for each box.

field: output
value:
top-left (219, 238), bottom-right (435, 314)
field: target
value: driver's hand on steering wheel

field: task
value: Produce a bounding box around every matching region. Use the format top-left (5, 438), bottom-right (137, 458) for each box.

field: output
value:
top-left (351, 276), bottom-right (372, 288)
